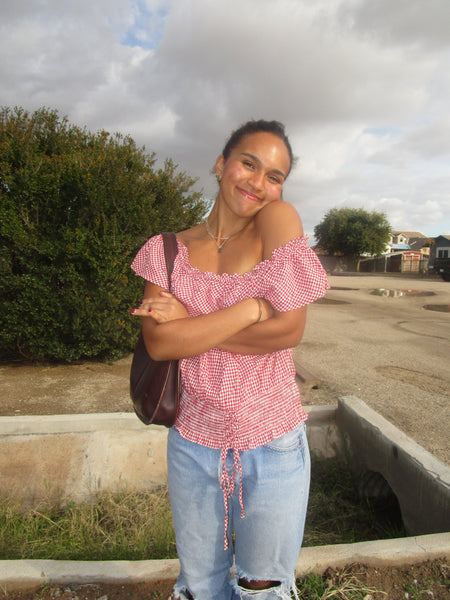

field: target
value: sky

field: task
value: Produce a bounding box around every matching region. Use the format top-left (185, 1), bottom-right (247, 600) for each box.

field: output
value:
top-left (1, 0), bottom-right (449, 240)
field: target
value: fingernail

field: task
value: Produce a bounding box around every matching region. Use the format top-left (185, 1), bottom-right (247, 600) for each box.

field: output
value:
top-left (129, 309), bottom-right (136, 314)
top-left (148, 308), bottom-right (152, 313)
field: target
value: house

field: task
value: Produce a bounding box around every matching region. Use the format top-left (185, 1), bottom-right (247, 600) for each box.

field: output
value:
top-left (389, 243), bottom-right (411, 252)
top-left (408, 237), bottom-right (431, 257)
top-left (387, 231), bottom-right (429, 256)
top-left (429, 235), bottom-right (450, 267)
top-left (389, 231), bottom-right (427, 245)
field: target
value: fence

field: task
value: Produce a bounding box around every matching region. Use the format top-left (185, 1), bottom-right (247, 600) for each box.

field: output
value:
top-left (358, 255), bottom-right (429, 274)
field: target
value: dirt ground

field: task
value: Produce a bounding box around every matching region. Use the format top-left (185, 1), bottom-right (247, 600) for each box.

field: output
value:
top-left (1, 273), bottom-right (449, 598)
top-left (3, 560), bottom-right (450, 599)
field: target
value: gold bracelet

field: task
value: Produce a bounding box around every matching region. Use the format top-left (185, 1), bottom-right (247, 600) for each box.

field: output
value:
top-left (255, 298), bottom-right (263, 322)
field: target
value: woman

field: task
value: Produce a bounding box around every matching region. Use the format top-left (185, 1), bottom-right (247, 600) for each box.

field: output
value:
top-left (130, 120), bottom-right (328, 600)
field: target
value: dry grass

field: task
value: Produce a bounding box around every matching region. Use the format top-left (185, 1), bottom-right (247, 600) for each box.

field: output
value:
top-left (0, 487), bottom-right (176, 560)
top-left (0, 458), bottom-right (405, 561)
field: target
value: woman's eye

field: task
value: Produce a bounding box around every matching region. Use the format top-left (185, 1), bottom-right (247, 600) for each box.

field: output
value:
top-left (243, 160), bottom-right (255, 169)
top-left (269, 175), bottom-right (281, 184)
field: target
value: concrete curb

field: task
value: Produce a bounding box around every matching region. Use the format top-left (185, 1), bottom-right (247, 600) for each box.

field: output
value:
top-left (0, 558), bottom-right (180, 591)
top-left (296, 532), bottom-right (450, 576)
top-left (1, 533), bottom-right (449, 591)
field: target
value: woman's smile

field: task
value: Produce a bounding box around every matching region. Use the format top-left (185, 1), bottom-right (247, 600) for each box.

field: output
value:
top-left (237, 187), bottom-right (261, 203)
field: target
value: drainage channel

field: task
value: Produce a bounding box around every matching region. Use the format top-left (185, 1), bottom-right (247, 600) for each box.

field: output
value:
top-left (1, 399), bottom-right (449, 593)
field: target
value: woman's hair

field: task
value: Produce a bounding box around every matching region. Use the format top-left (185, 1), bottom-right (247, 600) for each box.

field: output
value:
top-left (221, 119), bottom-right (296, 176)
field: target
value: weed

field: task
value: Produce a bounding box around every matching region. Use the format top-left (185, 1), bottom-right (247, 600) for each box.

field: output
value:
top-left (298, 569), bottom-right (386, 599)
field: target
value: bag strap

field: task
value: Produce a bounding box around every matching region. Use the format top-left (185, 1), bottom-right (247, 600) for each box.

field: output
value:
top-left (161, 232), bottom-right (178, 292)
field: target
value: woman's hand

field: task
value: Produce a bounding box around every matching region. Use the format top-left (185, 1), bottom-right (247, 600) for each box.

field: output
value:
top-left (130, 291), bottom-right (190, 324)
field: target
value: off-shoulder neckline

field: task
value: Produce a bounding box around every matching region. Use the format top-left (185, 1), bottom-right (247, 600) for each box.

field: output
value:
top-left (171, 235), bottom-right (308, 279)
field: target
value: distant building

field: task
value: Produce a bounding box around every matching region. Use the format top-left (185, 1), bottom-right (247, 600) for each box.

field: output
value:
top-left (390, 231), bottom-right (427, 244)
top-left (429, 235), bottom-right (450, 268)
top-left (386, 231), bottom-right (429, 257)
top-left (389, 243), bottom-right (411, 252)
top-left (408, 237), bottom-right (431, 257)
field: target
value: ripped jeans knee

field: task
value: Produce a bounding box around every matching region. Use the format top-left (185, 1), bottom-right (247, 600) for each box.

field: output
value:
top-left (232, 571), bottom-right (299, 600)
top-left (170, 577), bottom-right (299, 600)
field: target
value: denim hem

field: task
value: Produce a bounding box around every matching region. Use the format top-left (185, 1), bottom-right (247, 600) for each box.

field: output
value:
top-left (170, 584), bottom-right (194, 599)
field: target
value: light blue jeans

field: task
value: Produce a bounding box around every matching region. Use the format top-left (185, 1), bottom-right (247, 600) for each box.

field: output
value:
top-left (167, 423), bottom-right (310, 600)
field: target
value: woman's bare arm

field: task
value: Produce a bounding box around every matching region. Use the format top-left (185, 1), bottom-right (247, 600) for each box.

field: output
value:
top-left (134, 282), bottom-right (262, 360)
top-left (217, 306), bottom-right (307, 354)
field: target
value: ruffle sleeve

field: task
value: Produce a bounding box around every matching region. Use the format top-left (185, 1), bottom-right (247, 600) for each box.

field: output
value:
top-left (130, 234), bottom-right (170, 290)
top-left (256, 236), bottom-right (329, 311)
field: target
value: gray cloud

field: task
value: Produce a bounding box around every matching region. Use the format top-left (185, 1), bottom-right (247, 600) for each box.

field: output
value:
top-left (339, 0), bottom-right (450, 50)
top-left (1, 0), bottom-right (449, 236)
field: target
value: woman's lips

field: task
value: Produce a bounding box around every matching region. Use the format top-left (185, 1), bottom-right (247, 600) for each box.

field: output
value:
top-left (238, 188), bottom-right (260, 202)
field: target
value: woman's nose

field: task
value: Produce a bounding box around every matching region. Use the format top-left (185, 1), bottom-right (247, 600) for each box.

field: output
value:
top-left (248, 169), bottom-right (264, 190)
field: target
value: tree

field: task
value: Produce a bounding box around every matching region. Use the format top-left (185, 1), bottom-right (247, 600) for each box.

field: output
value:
top-left (314, 207), bottom-right (391, 257)
top-left (0, 106), bottom-right (209, 362)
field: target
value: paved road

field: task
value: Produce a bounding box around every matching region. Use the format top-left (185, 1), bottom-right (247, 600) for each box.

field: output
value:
top-left (294, 274), bottom-right (450, 464)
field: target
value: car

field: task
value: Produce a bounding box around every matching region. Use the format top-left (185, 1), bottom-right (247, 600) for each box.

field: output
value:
top-left (432, 257), bottom-right (450, 281)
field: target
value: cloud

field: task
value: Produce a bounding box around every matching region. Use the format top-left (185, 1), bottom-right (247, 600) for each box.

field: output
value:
top-left (338, 0), bottom-right (450, 50)
top-left (0, 0), bottom-right (449, 236)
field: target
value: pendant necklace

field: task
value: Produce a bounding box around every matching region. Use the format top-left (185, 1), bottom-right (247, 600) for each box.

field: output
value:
top-left (205, 218), bottom-right (230, 252)
top-left (205, 218), bottom-right (247, 253)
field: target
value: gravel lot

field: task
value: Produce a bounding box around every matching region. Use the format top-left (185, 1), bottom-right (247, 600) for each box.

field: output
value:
top-left (295, 273), bottom-right (450, 464)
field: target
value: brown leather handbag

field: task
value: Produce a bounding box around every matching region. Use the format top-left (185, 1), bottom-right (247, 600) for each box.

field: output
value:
top-left (130, 232), bottom-right (180, 426)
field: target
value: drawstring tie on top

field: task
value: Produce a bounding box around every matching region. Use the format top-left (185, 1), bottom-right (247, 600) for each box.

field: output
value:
top-left (219, 412), bottom-right (246, 550)
top-left (219, 446), bottom-right (245, 550)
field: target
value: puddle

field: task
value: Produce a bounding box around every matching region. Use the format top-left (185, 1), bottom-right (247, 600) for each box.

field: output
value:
top-left (371, 289), bottom-right (436, 298)
top-left (423, 304), bottom-right (450, 313)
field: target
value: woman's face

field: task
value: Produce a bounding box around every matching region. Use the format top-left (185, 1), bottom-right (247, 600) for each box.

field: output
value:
top-left (215, 131), bottom-right (291, 218)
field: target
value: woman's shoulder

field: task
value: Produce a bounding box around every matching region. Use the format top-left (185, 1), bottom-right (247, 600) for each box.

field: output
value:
top-left (256, 201), bottom-right (303, 259)
top-left (176, 223), bottom-right (205, 247)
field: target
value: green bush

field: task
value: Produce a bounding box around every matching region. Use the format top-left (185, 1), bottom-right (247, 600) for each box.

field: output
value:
top-left (0, 106), bottom-right (208, 362)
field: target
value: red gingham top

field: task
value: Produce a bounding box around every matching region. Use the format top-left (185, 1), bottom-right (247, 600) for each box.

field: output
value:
top-left (131, 234), bottom-right (329, 545)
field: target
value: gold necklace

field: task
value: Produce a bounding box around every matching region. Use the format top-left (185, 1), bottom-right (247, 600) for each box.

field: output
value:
top-left (204, 218), bottom-right (247, 253)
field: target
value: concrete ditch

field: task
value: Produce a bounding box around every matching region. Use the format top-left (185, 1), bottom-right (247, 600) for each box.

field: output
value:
top-left (0, 398), bottom-right (449, 592)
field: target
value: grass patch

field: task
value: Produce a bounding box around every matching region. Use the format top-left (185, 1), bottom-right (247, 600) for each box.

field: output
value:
top-left (0, 487), bottom-right (176, 561)
top-left (0, 458), bottom-right (405, 561)
top-left (296, 569), bottom-right (383, 599)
